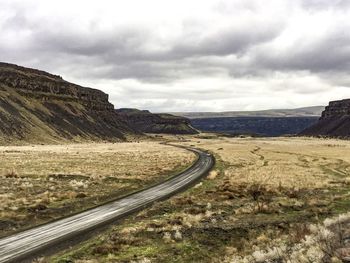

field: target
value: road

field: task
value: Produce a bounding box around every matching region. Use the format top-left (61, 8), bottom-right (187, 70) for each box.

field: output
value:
top-left (0, 146), bottom-right (214, 263)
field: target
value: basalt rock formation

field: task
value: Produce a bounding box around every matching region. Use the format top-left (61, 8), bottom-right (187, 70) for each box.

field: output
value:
top-left (191, 117), bottom-right (318, 137)
top-left (0, 62), bottom-right (137, 144)
top-left (116, 108), bottom-right (198, 134)
top-left (300, 99), bottom-right (350, 137)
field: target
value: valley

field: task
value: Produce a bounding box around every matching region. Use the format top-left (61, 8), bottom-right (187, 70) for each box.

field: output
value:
top-left (42, 135), bottom-right (350, 263)
top-left (2, 0), bottom-right (350, 261)
top-left (1, 62), bottom-right (350, 263)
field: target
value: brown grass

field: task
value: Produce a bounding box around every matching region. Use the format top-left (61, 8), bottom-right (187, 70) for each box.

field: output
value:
top-left (34, 135), bottom-right (350, 262)
top-left (0, 142), bottom-right (195, 236)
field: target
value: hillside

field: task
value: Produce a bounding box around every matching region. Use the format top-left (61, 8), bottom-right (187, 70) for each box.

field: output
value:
top-left (116, 108), bottom-right (198, 134)
top-left (300, 99), bottom-right (350, 137)
top-left (172, 106), bottom-right (324, 119)
top-left (0, 62), bottom-right (137, 144)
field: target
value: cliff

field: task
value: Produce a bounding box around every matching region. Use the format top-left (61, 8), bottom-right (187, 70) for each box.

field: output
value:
top-left (0, 62), bottom-right (137, 144)
top-left (116, 108), bottom-right (198, 134)
top-left (300, 99), bottom-right (350, 137)
top-left (191, 117), bottom-right (318, 137)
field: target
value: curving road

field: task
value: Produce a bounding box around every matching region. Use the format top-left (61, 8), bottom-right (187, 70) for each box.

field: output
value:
top-left (0, 146), bottom-right (214, 263)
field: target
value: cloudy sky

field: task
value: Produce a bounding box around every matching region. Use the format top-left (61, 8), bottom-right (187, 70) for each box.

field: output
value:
top-left (1, 0), bottom-right (350, 112)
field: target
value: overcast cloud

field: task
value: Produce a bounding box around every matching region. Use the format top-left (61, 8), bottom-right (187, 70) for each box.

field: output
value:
top-left (1, 0), bottom-right (350, 112)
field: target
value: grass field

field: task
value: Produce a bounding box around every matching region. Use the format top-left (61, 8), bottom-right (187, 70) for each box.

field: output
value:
top-left (47, 135), bottom-right (350, 263)
top-left (0, 141), bottom-right (195, 237)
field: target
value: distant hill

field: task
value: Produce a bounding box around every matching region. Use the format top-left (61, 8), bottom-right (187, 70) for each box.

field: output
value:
top-left (116, 108), bottom-right (198, 134)
top-left (190, 117), bottom-right (319, 137)
top-left (169, 106), bottom-right (324, 137)
top-left (171, 106), bottom-right (325, 119)
top-left (0, 62), bottom-right (138, 144)
top-left (300, 99), bottom-right (350, 138)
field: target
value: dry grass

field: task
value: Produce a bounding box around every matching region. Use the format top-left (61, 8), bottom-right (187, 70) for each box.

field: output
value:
top-left (231, 212), bottom-right (350, 263)
top-left (35, 135), bottom-right (350, 262)
top-left (0, 142), bottom-right (195, 236)
top-left (188, 136), bottom-right (350, 189)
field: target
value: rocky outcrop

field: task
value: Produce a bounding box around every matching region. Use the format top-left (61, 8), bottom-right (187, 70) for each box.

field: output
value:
top-left (300, 99), bottom-right (350, 137)
top-left (320, 99), bottom-right (350, 119)
top-left (116, 108), bottom-right (198, 134)
top-left (0, 62), bottom-right (137, 144)
top-left (0, 62), bottom-right (114, 111)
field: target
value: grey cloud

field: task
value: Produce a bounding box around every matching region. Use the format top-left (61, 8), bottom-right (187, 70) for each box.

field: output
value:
top-left (32, 23), bottom-right (282, 61)
top-left (0, 5), bottom-right (286, 84)
top-left (301, 0), bottom-right (350, 10)
top-left (254, 30), bottom-right (350, 75)
top-left (171, 23), bottom-right (283, 58)
top-left (2, 6), bottom-right (349, 86)
top-left (2, 0), bottom-right (350, 112)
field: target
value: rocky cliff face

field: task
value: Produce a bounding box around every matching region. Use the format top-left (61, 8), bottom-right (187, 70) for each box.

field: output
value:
top-left (191, 117), bottom-right (318, 137)
top-left (320, 99), bottom-right (350, 119)
top-left (0, 62), bottom-right (114, 111)
top-left (300, 99), bottom-right (350, 137)
top-left (0, 62), bottom-right (137, 144)
top-left (116, 108), bottom-right (198, 134)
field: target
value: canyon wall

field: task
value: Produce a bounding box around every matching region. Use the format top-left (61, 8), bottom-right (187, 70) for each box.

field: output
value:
top-left (0, 62), bottom-right (114, 111)
top-left (116, 108), bottom-right (198, 134)
top-left (320, 99), bottom-right (350, 119)
top-left (300, 99), bottom-right (350, 137)
top-left (0, 62), bottom-right (137, 144)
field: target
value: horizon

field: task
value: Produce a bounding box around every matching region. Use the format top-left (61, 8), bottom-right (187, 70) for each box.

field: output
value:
top-left (0, 60), bottom-right (328, 114)
top-left (162, 105), bottom-right (326, 114)
top-left (2, 0), bottom-right (350, 112)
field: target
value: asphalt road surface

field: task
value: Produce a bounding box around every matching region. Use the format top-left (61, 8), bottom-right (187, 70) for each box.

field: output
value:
top-left (0, 146), bottom-right (214, 263)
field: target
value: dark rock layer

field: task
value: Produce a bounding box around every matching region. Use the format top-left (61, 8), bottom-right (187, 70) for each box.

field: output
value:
top-left (300, 99), bottom-right (350, 137)
top-left (191, 117), bottom-right (319, 137)
top-left (0, 62), bottom-right (137, 143)
top-left (0, 62), bottom-right (114, 111)
top-left (116, 108), bottom-right (198, 134)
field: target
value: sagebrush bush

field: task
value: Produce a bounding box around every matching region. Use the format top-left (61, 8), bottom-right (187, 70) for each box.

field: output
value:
top-left (231, 212), bottom-right (350, 263)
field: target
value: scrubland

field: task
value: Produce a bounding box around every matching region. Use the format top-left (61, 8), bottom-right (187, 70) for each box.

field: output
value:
top-left (0, 142), bottom-right (195, 237)
top-left (50, 135), bottom-right (350, 263)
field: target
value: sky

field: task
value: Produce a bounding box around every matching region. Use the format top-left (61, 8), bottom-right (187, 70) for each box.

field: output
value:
top-left (1, 0), bottom-right (350, 112)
